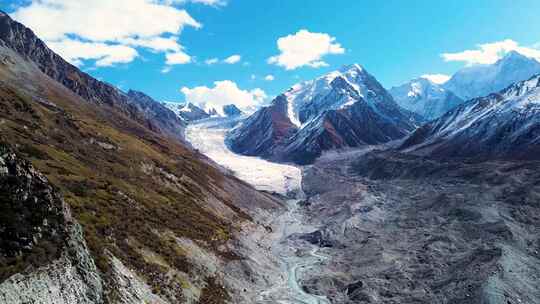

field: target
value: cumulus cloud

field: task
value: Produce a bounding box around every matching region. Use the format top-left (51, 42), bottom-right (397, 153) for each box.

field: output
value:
top-left (441, 39), bottom-right (540, 66)
top-left (264, 74), bottom-right (275, 81)
top-left (165, 51), bottom-right (192, 65)
top-left (223, 54), bottom-right (241, 64)
top-left (46, 39), bottom-right (139, 67)
top-left (11, 0), bottom-right (203, 67)
top-left (181, 80), bottom-right (266, 115)
top-left (268, 29), bottom-right (345, 70)
top-left (421, 74), bottom-right (451, 84)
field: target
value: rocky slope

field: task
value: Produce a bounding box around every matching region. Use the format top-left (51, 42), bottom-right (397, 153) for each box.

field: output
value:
top-left (390, 77), bottom-right (464, 120)
top-left (444, 51), bottom-right (540, 100)
top-left (299, 149), bottom-right (540, 304)
top-left (228, 65), bottom-right (421, 164)
top-left (401, 74), bottom-right (540, 160)
top-left (127, 90), bottom-right (186, 139)
top-left (0, 142), bottom-right (103, 304)
top-left (0, 11), bottom-right (185, 141)
top-left (0, 11), bottom-right (285, 304)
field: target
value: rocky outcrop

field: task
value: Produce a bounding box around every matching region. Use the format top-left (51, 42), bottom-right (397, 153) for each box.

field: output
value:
top-left (0, 143), bottom-right (103, 304)
top-left (222, 104), bottom-right (242, 117)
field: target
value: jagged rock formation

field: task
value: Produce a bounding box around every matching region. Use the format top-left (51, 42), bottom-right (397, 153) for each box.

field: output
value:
top-left (390, 77), bottom-right (464, 120)
top-left (401, 74), bottom-right (540, 160)
top-left (162, 102), bottom-right (210, 122)
top-left (222, 104), bottom-right (242, 117)
top-left (0, 142), bottom-right (103, 304)
top-left (228, 64), bottom-right (421, 164)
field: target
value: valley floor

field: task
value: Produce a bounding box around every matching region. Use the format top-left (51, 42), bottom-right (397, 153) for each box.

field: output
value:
top-left (186, 118), bottom-right (331, 303)
top-left (186, 118), bottom-right (540, 304)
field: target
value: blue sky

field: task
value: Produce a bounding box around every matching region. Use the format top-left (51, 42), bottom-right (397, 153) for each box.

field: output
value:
top-left (4, 0), bottom-right (540, 111)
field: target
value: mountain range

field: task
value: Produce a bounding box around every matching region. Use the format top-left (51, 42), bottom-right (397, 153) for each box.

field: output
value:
top-left (227, 64), bottom-right (422, 164)
top-left (0, 11), bottom-right (283, 304)
top-left (1, 7), bottom-right (540, 304)
top-left (401, 74), bottom-right (540, 160)
top-left (390, 51), bottom-right (540, 120)
top-left (163, 101), bottom-right (243, 122)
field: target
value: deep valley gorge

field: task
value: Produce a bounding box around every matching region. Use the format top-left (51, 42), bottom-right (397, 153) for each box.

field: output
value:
top-left (1, 3), bottom-right (540, 304)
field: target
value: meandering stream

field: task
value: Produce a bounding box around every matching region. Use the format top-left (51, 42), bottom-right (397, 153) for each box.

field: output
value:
top-left (186, 118), bottom-right (330, 304)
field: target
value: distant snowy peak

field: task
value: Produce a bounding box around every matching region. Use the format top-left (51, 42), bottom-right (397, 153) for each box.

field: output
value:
top-left (390, 77), bottom-right (464, 120)
top-left (402, 74), bottom-right (540, 160)
top-left (444, 51), bottom-right (540, 100)
top-left (283, 63), bottom-right (391, 126)
top-left (162, 102), bottom-right (210, 121)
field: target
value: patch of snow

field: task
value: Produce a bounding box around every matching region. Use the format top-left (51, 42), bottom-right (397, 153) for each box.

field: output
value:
top-left (186, 119), bottom-right (302, 196)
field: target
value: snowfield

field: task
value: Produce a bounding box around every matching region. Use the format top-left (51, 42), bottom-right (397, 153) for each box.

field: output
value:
top-left (186, 118), bottom-right (302, 196)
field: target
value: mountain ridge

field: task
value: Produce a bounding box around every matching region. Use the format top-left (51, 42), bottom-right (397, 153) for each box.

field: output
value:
top-left (228, 64), bottom-right (422, 164)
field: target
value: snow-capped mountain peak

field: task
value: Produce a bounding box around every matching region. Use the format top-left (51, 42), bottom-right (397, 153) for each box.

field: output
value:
top-left (283, 63), bottom-right (390, 127)
top-left (443, 51), bottom-right (540, 100)
top-left (390, 77), bottom-right (463, 120)
top-left (402, 74), bottom-right (540, 159)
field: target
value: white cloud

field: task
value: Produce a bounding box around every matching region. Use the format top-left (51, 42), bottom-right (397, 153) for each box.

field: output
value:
top-left (205, 58), bottom-right (219, 65)
top-left (164, 0), bottom-right (226, 6)
top-left (47, 39), bottom-right (138, 67)
top-left (165, 51), bottom-right (192, 65)
top-left (120, 36), bottom-right (181, 53)
top-left (11, 0), bottom-right (201, 67)
top-left (268, 29), bottom-right (345, 70)
top-left (223, 54), bottom-right (241, 64)
top-left (421, 74), bottom-right (450, 84)
top-left (181, 80), bottom-right (266, 115)
top-left (441, 39), bottom-right (540, 66)
top-left (264, 74), bottom-right (275, 81)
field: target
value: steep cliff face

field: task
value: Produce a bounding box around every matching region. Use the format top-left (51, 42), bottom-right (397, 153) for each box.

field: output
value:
top-left (227, 95), bottom-right (298, 159)
top-left (0, 143), bottom-right (103, 304)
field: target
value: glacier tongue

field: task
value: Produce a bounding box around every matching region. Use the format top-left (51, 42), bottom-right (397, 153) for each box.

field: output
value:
top-left (186, 118), bottom-right (302, 196)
